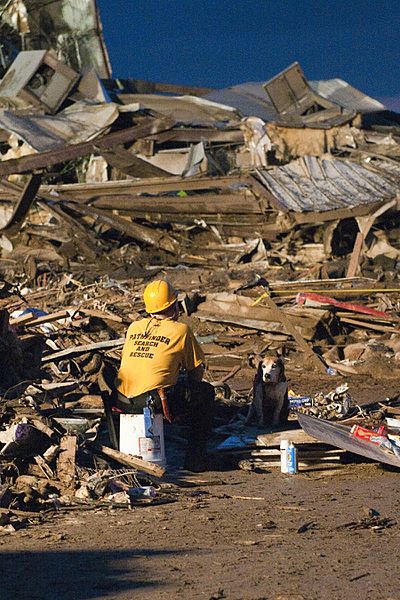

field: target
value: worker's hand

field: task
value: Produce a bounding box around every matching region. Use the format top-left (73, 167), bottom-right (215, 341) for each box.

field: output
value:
top-left (158, 388), bottom-right (173, 423)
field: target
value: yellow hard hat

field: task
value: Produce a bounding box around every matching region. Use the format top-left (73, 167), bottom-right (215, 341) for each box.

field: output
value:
top-left (143, 280), bottom-right (178, 314)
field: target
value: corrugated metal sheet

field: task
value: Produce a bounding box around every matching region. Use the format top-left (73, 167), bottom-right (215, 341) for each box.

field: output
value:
top-left (361, 159), bottom-right (400, 184)
top-left (206, 79), bottom-right (386, 122)
top-left (309, 79), bottom-right (386, 114)
top-left (256, 156), bottom-right (398, 213)
top-left (205, 83), bottom-right (277, 122)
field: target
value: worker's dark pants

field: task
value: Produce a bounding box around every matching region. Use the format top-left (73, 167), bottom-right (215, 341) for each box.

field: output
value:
top-left (115, 378), bottom-right (215, 453)
top-left (167, 378), bottom-right (215, 450)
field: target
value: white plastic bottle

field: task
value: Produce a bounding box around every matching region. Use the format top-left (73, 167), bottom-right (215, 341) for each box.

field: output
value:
top-left (287, 442), bottom-right (298, 474)
top-left (280, 440), bottom-right (289, 473)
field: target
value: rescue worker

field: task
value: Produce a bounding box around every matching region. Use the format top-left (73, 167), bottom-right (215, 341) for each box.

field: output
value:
top-left (116, 279), bottom-right (215, 472)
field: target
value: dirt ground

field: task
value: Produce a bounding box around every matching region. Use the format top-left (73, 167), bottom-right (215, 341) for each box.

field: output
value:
top-left (1, 371), bottom-right (400, 600)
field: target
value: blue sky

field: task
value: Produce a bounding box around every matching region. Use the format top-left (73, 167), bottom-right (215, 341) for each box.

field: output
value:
top-left (97, 0), bottom-right (400, 106)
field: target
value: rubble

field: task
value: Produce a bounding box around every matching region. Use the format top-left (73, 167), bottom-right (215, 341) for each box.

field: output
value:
top-left (0, 8), bottom-right (400, 537)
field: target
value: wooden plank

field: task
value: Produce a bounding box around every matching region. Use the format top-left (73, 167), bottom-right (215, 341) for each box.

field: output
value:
top-left (346, 199), bottom-right (397, 278)
top-left (0, 174), bottom-right (42, 233)
top-left (335, 311), bottom-right (399, 323)
top-left (0, 116), bottom-right (175, 176)
top-left (251, 460), bottom-right (344, 470)
top-left (144, 128), bottom-right (243, 143)
top-left (257, 428), bottom-right (321, 447)
top-left (197, 312), bottom-right (287, 334)
top-left (298, 412), bottom-right (400, 468)
top-left (40, 201), bottom-right (98, 260)
top-left (339, 317), bottom-right (400, 334)
top-left (291, 201), bottom-right (384, 225)
top-left (43, 175), bottom-right (245, 199)
top-left (101, 145), bottom-right (172, 178)
top-left (42, 338), bottom-right (125, 363)
top-left (56, 435), bottom-right (76, 492)
top-left (114, 79), bottom-right (212, 96)
top-left (346, 232), bottom-right (364, 278)
top-left (10, 309), bottom-right (73, 327)
top-left (259, 294), bottom-right (327, 372)
top-left (79, 309), bottom-right (123, 323)
top-left (251, 449), bottom-right (344, 458)
top-left (269, 276), bottom-right (376, 291)
top-left (96, 444), bottom-right (165, 478)
top-left (85, 212), bottom-right (273, 228)
top-left (62, 202), bottom-right (178, 252)
top-left (89, 193), bottom-right (261, 214)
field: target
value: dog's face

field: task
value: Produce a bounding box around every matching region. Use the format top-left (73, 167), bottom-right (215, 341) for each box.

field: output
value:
top-left (259, 356), bottom-right (285, 384)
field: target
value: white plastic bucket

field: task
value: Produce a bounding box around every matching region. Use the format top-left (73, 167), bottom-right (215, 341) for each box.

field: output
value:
top-left (119, 413), bottom-right (166, 466)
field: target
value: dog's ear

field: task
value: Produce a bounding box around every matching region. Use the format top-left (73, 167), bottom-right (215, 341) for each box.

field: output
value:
top-left (256, 360), bottom-right (264, 379)
top-left (275, 357), bottom-right (286, 381)
top-left (253, 360), bottom-right (264, 394)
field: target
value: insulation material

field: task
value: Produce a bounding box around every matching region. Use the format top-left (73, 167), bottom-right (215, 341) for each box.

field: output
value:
top-left (240, 117), bottom-right (272, 167)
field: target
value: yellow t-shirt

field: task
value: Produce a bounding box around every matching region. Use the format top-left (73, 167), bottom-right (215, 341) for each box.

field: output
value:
top-left (117, 317), bottom-right (205, 398)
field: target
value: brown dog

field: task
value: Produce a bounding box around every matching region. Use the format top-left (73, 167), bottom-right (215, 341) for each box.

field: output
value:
top-left (245, 356), bottom-right (289, 427)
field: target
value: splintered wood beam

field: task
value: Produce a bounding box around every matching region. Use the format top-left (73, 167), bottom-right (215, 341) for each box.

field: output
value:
top-left (0, 116), bottom-right (175, 176)
top-left (89, 193), bottom-right (261, 214)
top-left (113, 78), bottom-right (213, 96)
top-left (56, 435), bottom-right (76, 492)
top-left (42, 338), bottom-right (125, 362)
top-left (260, 294), bottom-right (327, 373)
top-left (346, 199), bottom-right (396, 278)
top-left (43, 175), bottom-right (246, 199)
top-left (292, 201), bottom-right (384, 224)
top-left (61, 201), bottom-right (179, 252)
top-left (96, 444), bottom-right (165, 478)
top-left (144, 128), bottom-right (243, 143)
top-left (0, 174), bottom-right (42, 233)
top-left (346, 232), bottom-right (364, 278)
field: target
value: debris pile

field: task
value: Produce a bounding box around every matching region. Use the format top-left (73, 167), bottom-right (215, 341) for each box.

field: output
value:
top-left (0, 49), bottom-right (398, 383)
top-left (297, 384), bottom-right (353, 419)
top-left (0, 4), bottom-right (400, 532)
top-left (0, 284), bottom-right (174, 531)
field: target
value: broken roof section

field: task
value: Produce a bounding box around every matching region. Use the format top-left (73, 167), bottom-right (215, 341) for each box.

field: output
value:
top-left (117, 94), bottom-right (240, 127)
top-left (1, 0), bottom-right (111, 78)
top-left (310, 79), bottom-right (386, 114)
top-left (0, 102), bottom-right (121, 152)
top-left (205, 62), bottom-right (389, 126)
top-left (255, 156), bottom-right (399, 213)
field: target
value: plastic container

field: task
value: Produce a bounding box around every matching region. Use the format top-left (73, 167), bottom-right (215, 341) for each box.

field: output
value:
top-left (119, 412), bottom-right (166, 466)
top-left (288, 396), bottom-right (312, 409)
top-left (286, 442), bottom-right (298, 474)
top-left (280, 440), bottom-right (289, 473)
top-left (128, 486), bottom-right (157, 499)
top-left (351, 424), bottom-right (387, 445)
